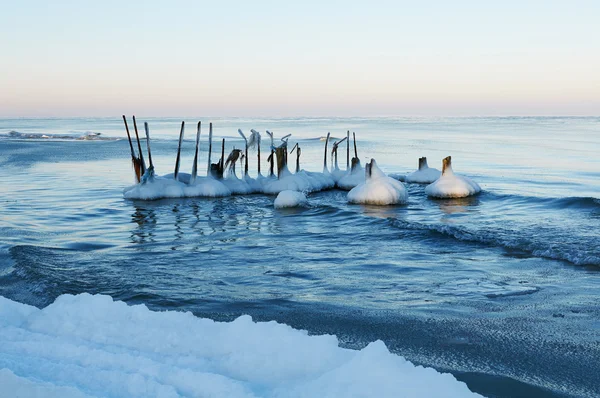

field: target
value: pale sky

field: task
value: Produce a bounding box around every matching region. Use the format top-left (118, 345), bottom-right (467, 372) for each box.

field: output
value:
top-left (1, 0), bottom-right (599, 117)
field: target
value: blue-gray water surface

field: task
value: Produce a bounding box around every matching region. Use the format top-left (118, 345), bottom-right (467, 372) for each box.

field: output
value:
top-left (0, 117), bottom-right (599, 398)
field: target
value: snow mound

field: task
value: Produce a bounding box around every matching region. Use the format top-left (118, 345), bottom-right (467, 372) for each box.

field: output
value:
top-left (348, 159), bottom-right (408, 205)
top-left (274, 190), bottom-right (308, 208)
top-left (222, 174), bottom-right (256, 195)
top-left (262, 169), bottom-right (335, 195)
top-left (123, 175), bottom-right (231, 200)
top-left (0, 294), bottom-right (482, 398)
top-left (337, 165), bottom-right (365, 191)
top-left (405, 158), bottom-right (441, 184)
top-left (425, 157), bottom-right (481, 198)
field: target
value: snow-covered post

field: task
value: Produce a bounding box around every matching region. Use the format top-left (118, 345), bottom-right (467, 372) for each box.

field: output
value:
top-left (238, 129), bottom-right (248, 177)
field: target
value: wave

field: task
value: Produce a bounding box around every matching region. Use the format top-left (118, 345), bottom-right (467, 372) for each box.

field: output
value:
top-left (483, 192), bottom-right (600, 211)
top-left (0, 130), bottom-right (119, 141)
top-left (389, 218), bottom-right (600, 267)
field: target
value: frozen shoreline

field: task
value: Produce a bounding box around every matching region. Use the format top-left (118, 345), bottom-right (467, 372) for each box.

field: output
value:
top-left (0, 293), bottom-right (482, 398)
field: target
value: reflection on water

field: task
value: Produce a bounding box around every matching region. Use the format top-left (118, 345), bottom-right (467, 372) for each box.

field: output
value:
top-left (434, 195), bottom-right (481, 215)
top-left (131, 204), bottom-right (157, 245)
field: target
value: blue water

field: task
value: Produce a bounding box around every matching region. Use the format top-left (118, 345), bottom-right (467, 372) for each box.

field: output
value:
top-left (1, 117), bottom-right (599, 397)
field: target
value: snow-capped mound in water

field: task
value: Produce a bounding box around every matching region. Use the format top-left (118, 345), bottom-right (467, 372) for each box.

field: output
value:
top-left (348, 159), bottom-right (408, 205)
top-left (274, 190), bottom-right (308, 208)
top-left (262, 168), bottom-right (335, 195)
top-left (405, 157), bottom-right (441, 184)
top-left (425, 156), bottom-right (481, 199)
top-left (337, 164), bottom-right (365, 191)
top-left (123, 175), bottom-right (231, 200)
top-left (0, 294), bottom-right (482, 398)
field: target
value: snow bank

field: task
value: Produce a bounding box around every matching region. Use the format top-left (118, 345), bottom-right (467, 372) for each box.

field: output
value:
top-left (348, 159), bottom-right (408, 205)
top-left (123, 175), bottom-right (231, 200)
top-left (425, 157), bottom-right (481, 199)
top-left (274, 190), bottom-right (308, 208)
top-left (0, 294), bottom-right (482, 398)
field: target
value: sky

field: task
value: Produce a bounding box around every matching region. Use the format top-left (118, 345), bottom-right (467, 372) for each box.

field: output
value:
top-left (1, 0), bottom-right (599, 117)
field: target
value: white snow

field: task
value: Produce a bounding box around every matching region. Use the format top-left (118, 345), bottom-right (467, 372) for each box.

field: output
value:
top-left (425, 158), bottom-right (481, 199)
top-left (336, 164), bottom-right (365, 191)
top-left (405, 158), bottom-right (441, 184)
top-left (261, 168), bottom-right (335, 195)
top-left (0, 294), bottom-right (482, 398)
top-left (123, 175), bottom-right (231, 200)
top-left (274, 190), bottom-right (308, 208)
top-left (222, 174), bottom-right (256, 195)
top-left (348, 160), bottom-right (408, 205)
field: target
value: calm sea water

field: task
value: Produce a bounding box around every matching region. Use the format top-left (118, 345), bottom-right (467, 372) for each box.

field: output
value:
top-left (1, 117), bottom-right (599, 398)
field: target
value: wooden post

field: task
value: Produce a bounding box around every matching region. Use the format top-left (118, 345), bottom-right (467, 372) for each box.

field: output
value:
top-left (174, 121), bottom-right (185, 180)
top-left (323, 132), bottom-right (330, 172)
top-left (144, 122), bottom-right (154, 169)
top-left (346, 130), bottom-right (350, 170)
top-left (191, 121), bottom-right (201, 183)
top-left (207, 123), bottom-right (213, 177)
top-left (132, 115), bottom-right (146, 174)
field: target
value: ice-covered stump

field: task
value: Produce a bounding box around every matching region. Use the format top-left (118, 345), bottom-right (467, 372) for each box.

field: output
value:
top-left (405, 157), bottom-right (442, 184)
top-left (347, 159), bottom-right (408, 205)
top-left (425, 156), bottom-right (481, 198)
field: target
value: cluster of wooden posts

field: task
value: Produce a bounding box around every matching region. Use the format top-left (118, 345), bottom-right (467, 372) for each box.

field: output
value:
top-left (122, 115), bottom-right (360, 184)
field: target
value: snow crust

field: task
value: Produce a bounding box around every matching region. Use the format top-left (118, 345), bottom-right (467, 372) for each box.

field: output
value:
top-left (348, 160), bottom-right (408, 205)
top-left (0, 294), bottom-right (482, 398)
top-left (424, 166), bottom-right (481, 199)
top-left (274, 190), bottom-right (308, 208)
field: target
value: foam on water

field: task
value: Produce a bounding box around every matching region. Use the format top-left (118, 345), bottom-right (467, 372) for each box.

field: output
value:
top-left (0, 294), bottom-right (482, 398)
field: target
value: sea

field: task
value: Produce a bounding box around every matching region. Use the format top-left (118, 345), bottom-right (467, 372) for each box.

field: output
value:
top-left (0, 116), bottom-right (599, 397)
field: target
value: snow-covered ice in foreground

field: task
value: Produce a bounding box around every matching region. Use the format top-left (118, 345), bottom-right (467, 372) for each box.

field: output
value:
top-left (405, 157), bottom-right (441, 184)
top-left (0, 294), bottom-right (483, 398)
top-left (425, 156), bottom-right (481, 199)
top-left (274, 190), bottom-right (308, 208)
top-left (348, 159), bottom-right (408, 205)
